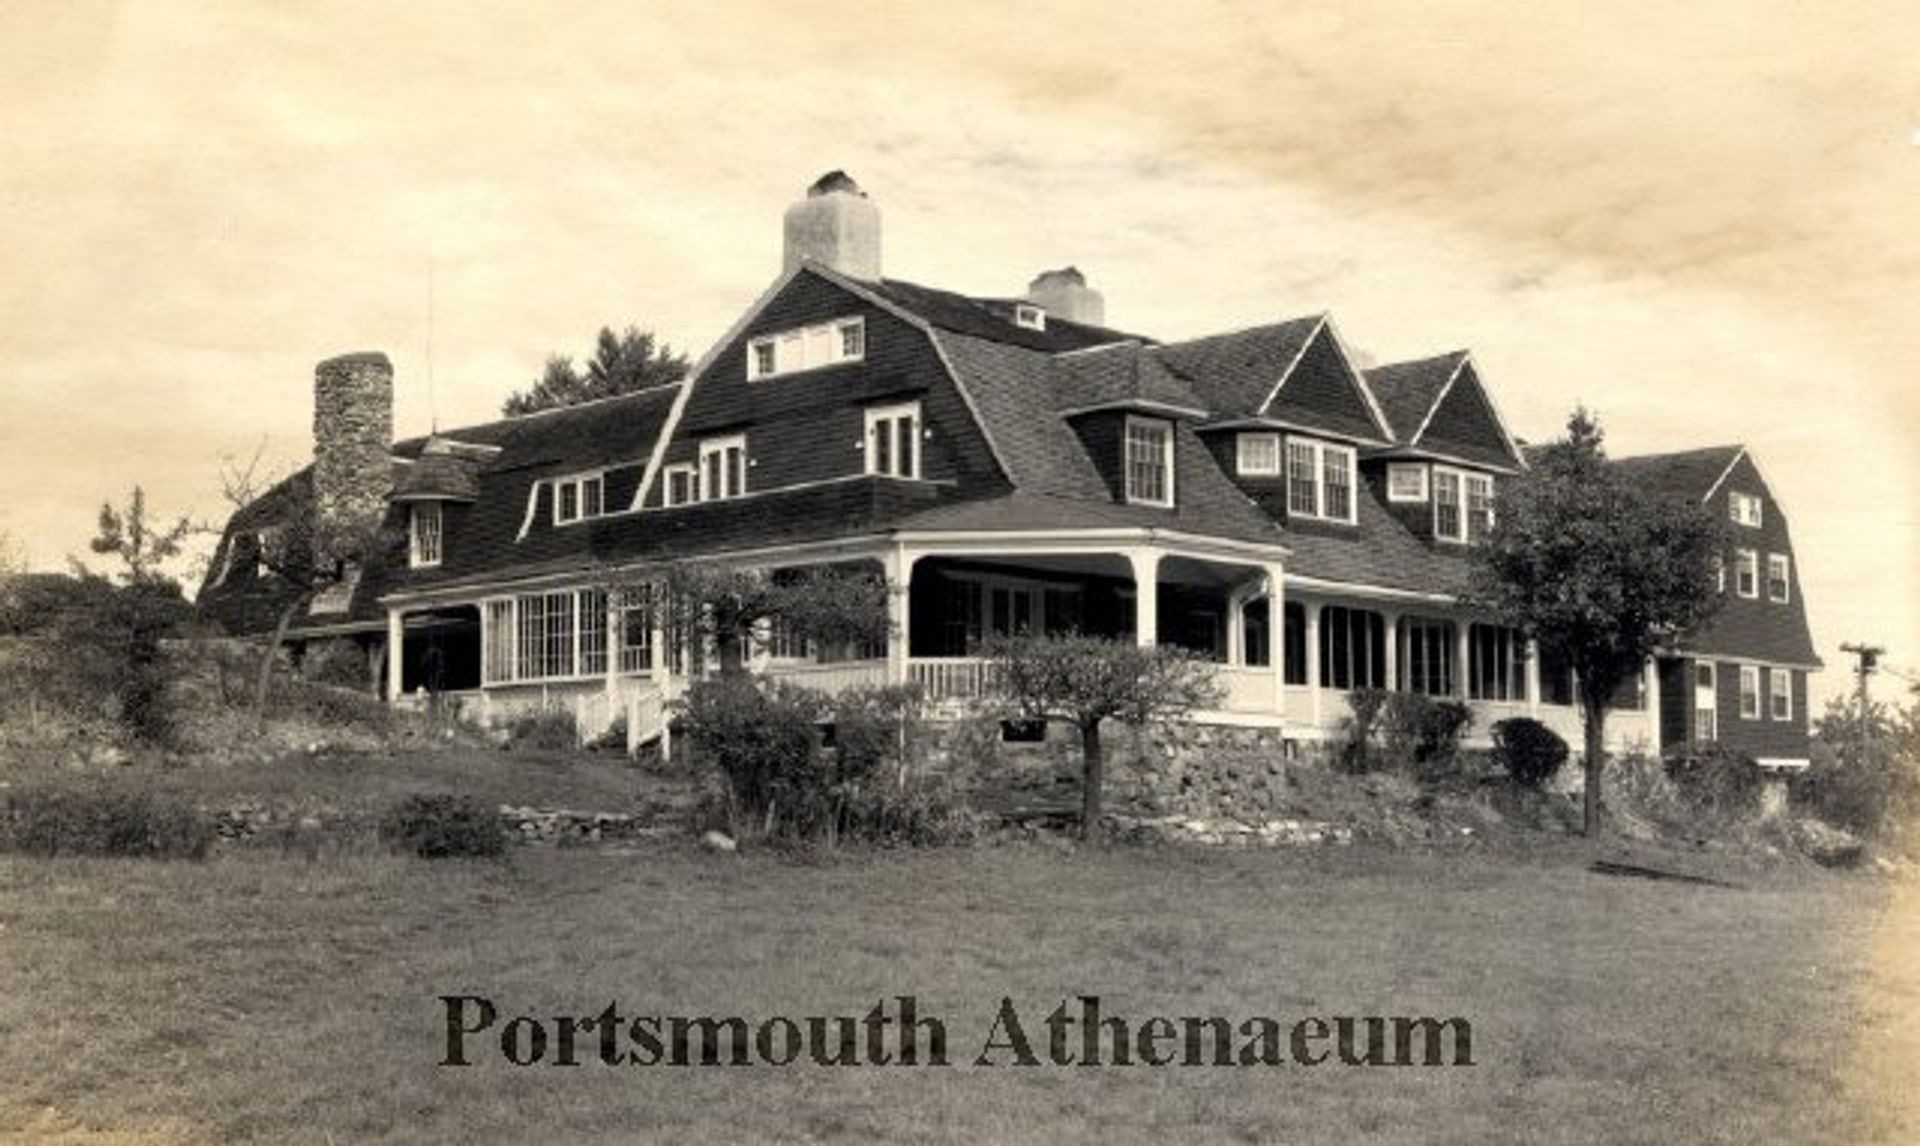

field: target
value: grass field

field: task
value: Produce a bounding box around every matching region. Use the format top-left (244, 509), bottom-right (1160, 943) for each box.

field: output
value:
top-left (2, 833), bottom-right (1911, 1145)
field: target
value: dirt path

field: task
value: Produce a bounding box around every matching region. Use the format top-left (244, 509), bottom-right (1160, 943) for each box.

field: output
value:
top-left (1846, 866), bottom-right (1920, 1143)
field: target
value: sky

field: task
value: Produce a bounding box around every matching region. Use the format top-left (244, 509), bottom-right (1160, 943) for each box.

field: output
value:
top-left (2, 1), bottom-right (1915, 704)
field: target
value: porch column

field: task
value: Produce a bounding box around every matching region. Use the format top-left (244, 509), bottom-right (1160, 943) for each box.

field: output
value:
top-left (1454, 619), bottom-right (1472, 701)
top-left (1304, 600), bottom-right (1323, 727)
top-left (647, 582), bottom-right (667, 682)
top-left (1383, 611), bottom-right (1400, 693)
top-left (1644, 658), bottom-right (1662, 754)
top-left (882, 546), bottom-right (914, 685)
top-left (1225, 585), bottom-right (1247, 669)
top-left (1264, 564), bottom-right (1286, 716)
top-left (385, 608), bottom-right (404, 704)
top-left (1127, 549), bottom-right (1159, 647)
top-left (604, 592), bottom-right (619, 696)
top-left (1525, 639), bottom-right (1542, 717)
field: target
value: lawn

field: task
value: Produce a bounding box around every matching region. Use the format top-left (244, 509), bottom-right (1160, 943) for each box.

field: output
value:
top-left (1, 834), bottom-right (1910, 1144)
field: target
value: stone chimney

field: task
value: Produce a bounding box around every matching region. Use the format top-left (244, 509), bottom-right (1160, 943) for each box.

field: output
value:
top-left (782, 170), bottom-right (882, 280)
top-left (311, 351), bottom-right (393, 561)
top-left (1025, 267), bottom-right (1105, 327)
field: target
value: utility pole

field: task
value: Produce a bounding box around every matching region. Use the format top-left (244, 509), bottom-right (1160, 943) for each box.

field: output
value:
top-left (1839, 642), bottom-right (1883, 759)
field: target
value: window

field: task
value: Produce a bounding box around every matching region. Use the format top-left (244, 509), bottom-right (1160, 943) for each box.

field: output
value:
top-left (617, 586), bottom-right (654, 673)
top-left (1770, 669), bottom-right (1792, 721)
top-left (553, 472), bottom-right (605, 525)
top-left (1694, 662), bottom-right (1717, 741)
top-left (865, 402), bottom-right (921, 479)
top-left (514, 591), bottom-right (577, 682)
top-left (1734, 549), bottom-right (1758, 599)
top-left (663, 464), bottom-right (696, 507)
top-left (1013, 304), bottom-right (1046, 331)
top-left (1124, 417), bottom-right (1173, 506)
top-left (1433, 466), bottom-right (1492, 543)
top-left (1738, 664), bottom-right (1761, 720)
top-left (1236, 432), bottom-right (1281, 477)
top-left (1400, 617), bottom-right (1456, 696)
top-left (746, 317), bottom-right (866, 380)
top-left (1713, 554), bottom-right (1726, 594)
top-left (579, 588), bottom-right (608, 676)
top-left (482, 587), bottom-right (619, 684)
top-left (699, 436), bottom-right (747, 501)
top-left (409, 502), bottom-right (442, 568)
top-left (1766, 553), bottom-right (1790, 603)
top-left (1729, 491), bottom-right (1763, 528)
top-left (766, 615), bottom-right (812, 661)
top-left (1387, 463), bottom-right (1428, 502)
top-left (1468, 624), bottom-right (1525, 701)
top-left (1318, 606), bottom-right (1386, 690)
top-left (1282, 602), bottom-right (1307, 685)
top-left (1284, 437), bottom-right (1357, 523)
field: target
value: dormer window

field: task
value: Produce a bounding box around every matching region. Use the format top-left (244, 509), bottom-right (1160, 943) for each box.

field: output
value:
top-left (746, 317), bottom-right (865, 380)
top-left (409, 502), bottom-right (443, 568)
top-left (663, 464), bottom-right (696, 507)
top-left (1433, 466), bottom-right (1493, 542)
top-left (1014, 304), bottom-right (1047, 331)
top-left (1284, 437), bottom-right (1357, 524)
top-left (1235, 432), bottom-right (1280, 476)
top-left (1123, 416), bottom-right (1174, 507)
top-left (865, 401), bottom-right (921, 479)
top-left (699, 435), bottom-right (748, 501)
top-left (553, 472), bottom-right (605, 525)
top-left (1387, 463), bottom-right (1429, 502)
top-left (1730, 491), bottom-right (1763, 528)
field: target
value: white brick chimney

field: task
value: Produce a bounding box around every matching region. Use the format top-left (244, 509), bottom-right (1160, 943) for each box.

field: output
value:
top-left (782, 170), bottom-right (882, 281)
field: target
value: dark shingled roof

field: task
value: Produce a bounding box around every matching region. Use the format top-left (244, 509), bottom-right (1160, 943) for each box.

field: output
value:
top-left (390, 447), bottom-right (480, 503)
top-left (1609, 445), bottom-right (1744, 501)
top-left (1365, 352), bottom-right (1464, 444)
top-left (1050, 342), bottom-right (1206, 414)
top-left (1152, 317), bottom-right (1323, 418)
top-left (869, 278), bottom-right (1143, 354)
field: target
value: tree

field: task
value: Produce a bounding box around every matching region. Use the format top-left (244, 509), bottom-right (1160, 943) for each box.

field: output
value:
top-left (501, 325), bottom-right (689, 416)
top-left (1800, 692), bottom-right (1920, 840)
top-left (84, 486), bottom-right (192, 586)
top-left (983, 633), bottom-right (1224, 839)
top-left (643, 563), bottom-right (891, 676)
top-left (1469, 409), bottom-right (1726, 835)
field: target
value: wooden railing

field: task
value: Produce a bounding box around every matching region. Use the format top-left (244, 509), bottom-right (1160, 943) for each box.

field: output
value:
top-left (764, 659), bottom-right (889, 696)
top-left (908, 657), bottom-right (998, 703)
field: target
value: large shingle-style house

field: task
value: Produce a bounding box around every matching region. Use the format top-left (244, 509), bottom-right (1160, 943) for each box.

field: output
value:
top-left (200, 172), bottom-right (1819, 765)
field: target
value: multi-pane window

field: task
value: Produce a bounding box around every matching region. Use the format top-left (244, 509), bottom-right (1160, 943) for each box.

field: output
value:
top-left (617, 585), bottom-right (654, 673)
top-left (1237, 432), bottom-right (1280, 476)
top-left (1433, 466), bottom-right (1492, 542)
top-left (1464, 474), bottom-right (1494, 542)
top-left (1318, 606), bottom-right (1385, 690)
top-left (1400, 617), bottom-right (1456, 696)
top-left (699, 436), bottom-right (747, 501)
top-left (663, 464), bottom-right (696, 507)
top-left (1734, 549), bottom-right (1759, 599)
top-left (409, 502), bottom-right (442, 568)
top-left (579, 588), bottom-right (608, 676)
top-left (554, 473), bottom-right (604, 525)
top-left (1738, 664), bottom-right (1761, 720)
top-left (1124, 417), bottom-right (1173, 506)
top-left (1387, 463), bottom-right (1428, 502)
top-left (1284, 437), bottom-right (1357, 523)
top-left (1729, 491), bottom-right (1763, 527)
top-left (746, 317), bottom-right (866, 380)
top-left (865, 402), bottom-right (921, 479)
top-left (1694, 662), bottom-right (1717, 741)
top-left (1468, 623), bottom-right (1525, 701)
top-left (483, 588), bottom-right (627, 684)
top-left (1766, 553), bottom-right (1790, 603)
top-left (1770, 669), bottom-right (1792, 721)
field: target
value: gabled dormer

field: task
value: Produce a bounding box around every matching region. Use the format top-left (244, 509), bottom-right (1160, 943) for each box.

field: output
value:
top-left (1361, 351), bottom-right (1524, 544)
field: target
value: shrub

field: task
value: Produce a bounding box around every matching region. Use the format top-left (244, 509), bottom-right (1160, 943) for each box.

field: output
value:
top-left (1379, 693), bottom-right (1473, 779)
top-left (1663, 743), bottom-right (1765, 821)
top-left (584, 714), bottom-right (628, 753)
top-left (3, 785), bottom-right (213, 860)
top-left (379, 794), bottom-right (507, 859)
top-left (504, 708), bottom-right (578, 752)
top-left (1337, 688), bottom-right (1391, 773)
top-left (1792, 736), bottom-right (1920, 842)
top-left (831, 684), bottom-right (928, 786)
top-left (1491, 717), bottom-right (1569, 788)
top-left (300, 637), bottom-right (375, 691)
top-left (680, 676), bottom-right (825, 835)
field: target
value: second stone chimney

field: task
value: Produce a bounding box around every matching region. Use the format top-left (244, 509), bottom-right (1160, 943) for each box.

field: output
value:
top-left (782, 170), bottom-right (882, 281)
top-left (311, 351), bottom-right (393, 560)
top-left (1025, 267), bottom-right (1105, 327)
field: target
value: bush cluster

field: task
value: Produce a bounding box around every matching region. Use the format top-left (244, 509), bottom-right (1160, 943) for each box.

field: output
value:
top-left (503, 709), bottom-right (579, 752)
top-left (1491, 717), bottom-right (1569, 788)
top-left (1340, 689), bottom-right (1473, 779)
top-left (1662, 743), bottom-right (1765, 821)
top-left (379, 794), bottom-right (507, 859)
top-left (2, 785), bottom-right (213, 860)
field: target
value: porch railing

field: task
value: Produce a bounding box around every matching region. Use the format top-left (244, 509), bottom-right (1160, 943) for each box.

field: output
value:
top-left (764, 659), bottom-right (889, 696)
top-left (909, 657), bottom-right (999, 703)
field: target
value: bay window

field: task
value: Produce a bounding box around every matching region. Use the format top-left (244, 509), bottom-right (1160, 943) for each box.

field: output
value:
top-left (1284, 437), bottom-right (1357, 523)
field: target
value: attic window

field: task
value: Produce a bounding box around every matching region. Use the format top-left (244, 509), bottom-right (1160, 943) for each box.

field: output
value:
top-left (1013, 304), bottom-right (1047, 331)
top-left (1235, 432), bottom-right (1280, 476)
top-left (1123, 416), bottom-right (1174, 507)
top-left (410, 503), bottom-right (443, 568)
top-left (553, 472), bottom-right (605, 525)
top-left (1387, 463), bottom-right (1428, 502)
top-left (747, 317), bottom-right (865, 380)
top-left (663, 464), bottom-right (696, 507)
top-left (1729, 491), bottom-right (1763, 528)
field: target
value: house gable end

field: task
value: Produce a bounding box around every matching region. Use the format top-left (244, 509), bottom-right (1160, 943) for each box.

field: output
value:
top-left (1413, 360), bottom-right (1524, 469)
top-left (1262, 324), bottom-right (1391, 443)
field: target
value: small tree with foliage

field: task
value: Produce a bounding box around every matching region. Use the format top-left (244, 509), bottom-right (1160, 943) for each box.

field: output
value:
top-left (983, 633), bottom-right (1224, 839)
top-left (1470, 409), bottom-right (1726, 835)
top-left (502, 325), bottom-right (689, 416)
top-left (1797, 693), bottom-right (1920, 841)
top-left (77, 487), bottom-right (197, 743)
top-left (643, 563), bottom-right (891, 676)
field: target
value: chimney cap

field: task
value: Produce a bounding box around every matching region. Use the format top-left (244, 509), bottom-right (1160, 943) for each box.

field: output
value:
top-left (807, 170), bottom-right (865, 198)
top-left (1029, 266), bottom-right (1087, 289)
top-left (316, 351), bottom-right (392, 371)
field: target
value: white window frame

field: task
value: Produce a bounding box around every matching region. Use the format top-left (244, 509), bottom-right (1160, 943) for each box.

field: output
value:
top-left (864, 401), bottom-right (922, 479)
top-left (1432, 465), bottom-right (1466, 542)
top-left (409, 502), bottom-right (443, 568)
top-left (1463, 472), bottom-right (1494, 542)
top-left (1766, 553), bottom-right (1790, 603)
top-left (552, 471), bottom-right (605, 526)
top-left (1123, 416), bottom-right (1175, 507)
top-left (1769, 668), bottom-right (1792, 722)
top-left (1284, 436), bottom-right (1358, 524)
top-left (1734, 548), bottom-right (1759, 599)
top-left (1713, 553), bottom-right (1726, 594)
top-left (698, 435), bottom-right (748, 502)
top-left (662, 463), bottom-right (697, 507)
top-left (1236, 432), bottom-right (1281, 477)
top-left (1730, 491), bottom-right (1763, 528)
top-left (1386, 462), bottom-right (1428, 502)
top-left (1694, 661), bottom-right (1717, 741)
top-left (1738, 664), bottom-right (1761, 720)
top-left (746, 317), bottom-right (866, 381)
top-left (1013, 304), bottom-right (1047, 331)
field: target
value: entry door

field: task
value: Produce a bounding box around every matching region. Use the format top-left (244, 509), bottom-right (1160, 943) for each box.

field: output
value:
top-left (1693, 662), bottom-right (1717, 741)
